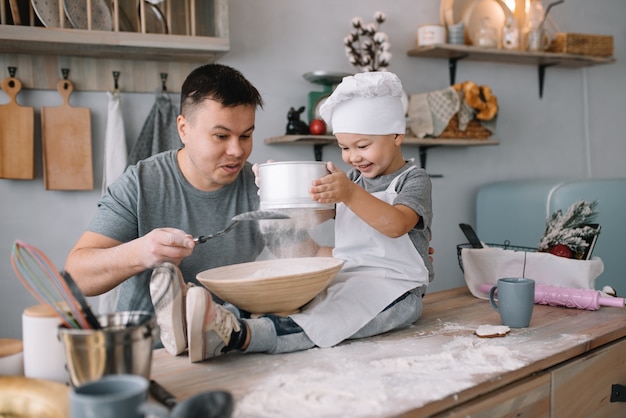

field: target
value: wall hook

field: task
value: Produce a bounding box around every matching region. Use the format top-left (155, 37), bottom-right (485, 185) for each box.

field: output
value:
top-left (61, 68), bottom-right (70, 90)
top-left (113, 71), bottom-right (120, 90)
top-left (7, 67), bottom-right (17, 88)
top-left (160, 72), bottom-right (168, 92)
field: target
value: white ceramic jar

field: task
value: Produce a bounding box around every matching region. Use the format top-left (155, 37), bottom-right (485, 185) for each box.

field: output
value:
top-left (417, 24), bottom-right (446, 47)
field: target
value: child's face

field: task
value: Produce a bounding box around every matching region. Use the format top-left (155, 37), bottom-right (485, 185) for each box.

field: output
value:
top-left (335, 133), bottom-right (405, 178)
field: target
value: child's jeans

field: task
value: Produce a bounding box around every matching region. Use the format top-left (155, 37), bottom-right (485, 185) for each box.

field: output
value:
top-left (234, 286), bottom-right (426, 354)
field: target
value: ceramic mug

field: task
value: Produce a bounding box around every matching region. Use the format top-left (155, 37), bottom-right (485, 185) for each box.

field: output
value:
top-left (489, 278), bottom-right (535, 328)
top-left (70, 374), bottom-right (148, 418)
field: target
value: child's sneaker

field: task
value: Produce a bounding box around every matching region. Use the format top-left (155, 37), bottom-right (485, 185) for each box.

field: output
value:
top-left (150, 262), bottom-right (189, 355)
top-left (186, 286), bottom-right (245, 363)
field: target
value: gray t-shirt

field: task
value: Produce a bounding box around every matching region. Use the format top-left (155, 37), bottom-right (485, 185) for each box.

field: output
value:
top-left (349, 161), bottom-right (434, 282)
top-left (89, 149), bottom-right (265, 312)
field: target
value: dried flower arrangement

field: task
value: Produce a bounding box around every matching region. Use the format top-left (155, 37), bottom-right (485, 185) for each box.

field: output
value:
top-left (344, 11), bottom-right (391, 72)
top-left (538, 200), bottom-right (600, 259)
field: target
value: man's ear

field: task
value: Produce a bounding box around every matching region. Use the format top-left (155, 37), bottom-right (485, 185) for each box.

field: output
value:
top-left (177, 114), bottom-right (188, 144)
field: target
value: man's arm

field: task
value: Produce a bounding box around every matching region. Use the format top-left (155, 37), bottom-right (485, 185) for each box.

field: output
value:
top-left (65, 228), bottom-right (195, 296)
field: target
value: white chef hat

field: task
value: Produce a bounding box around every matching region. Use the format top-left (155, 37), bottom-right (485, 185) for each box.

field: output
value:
top-left (320, 71), bottom-right (406, 135)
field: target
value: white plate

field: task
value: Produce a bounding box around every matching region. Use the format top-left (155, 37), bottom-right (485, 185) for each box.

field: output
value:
top-left (63, 0), bottom-right (113, 31)
top-left (465, 0), bottom-right (506, 46)
top-left (440, 0), bottom-right (506, 46)
top-left (31, 0), bottom-right (71, 28)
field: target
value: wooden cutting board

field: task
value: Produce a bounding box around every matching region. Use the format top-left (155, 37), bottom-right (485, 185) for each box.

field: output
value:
top-left (0, 76), bottom-right (35, 179)
top-left (41, 79), bottom-right (93, 190)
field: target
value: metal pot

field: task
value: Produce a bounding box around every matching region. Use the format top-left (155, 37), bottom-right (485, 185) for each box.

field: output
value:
top-left (58, 311), bottom-right (158, 387)
top-left (259, 161), bottom-right (334, 210)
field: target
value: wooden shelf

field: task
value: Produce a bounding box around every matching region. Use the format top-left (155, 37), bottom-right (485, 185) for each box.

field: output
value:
top-left (407, 44), bottom-right (616, 97)
top-left (0, 26), bottom-right (229, 62)
top-left (0, 0), bottom-right (229, 92)
top-left (407, 44), bottom-right (615, 67)
top-left (265, 135), bottom-right (499, 176)
top-left (265, 135), bottom-right (499, 147)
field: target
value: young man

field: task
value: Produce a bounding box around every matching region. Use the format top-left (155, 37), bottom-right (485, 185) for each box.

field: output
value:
top-left (65, 63), bottom-right (321, 324)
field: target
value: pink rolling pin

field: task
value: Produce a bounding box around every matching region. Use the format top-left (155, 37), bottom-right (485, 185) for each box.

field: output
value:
top-left (480, 283), bottom-right (625, 311)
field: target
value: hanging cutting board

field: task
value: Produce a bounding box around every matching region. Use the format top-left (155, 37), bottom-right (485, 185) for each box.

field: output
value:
top-left (0, 76), bottom-right (35, 179)
top-left (41, 79), bottom-right (93, 190)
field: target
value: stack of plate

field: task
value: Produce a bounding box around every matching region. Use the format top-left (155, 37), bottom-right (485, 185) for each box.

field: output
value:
top-left (31, 0), bottom-right (168, 33)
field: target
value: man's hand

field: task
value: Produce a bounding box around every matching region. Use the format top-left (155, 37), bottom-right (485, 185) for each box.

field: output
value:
top-left (140, 228), bottom-right (195, 269)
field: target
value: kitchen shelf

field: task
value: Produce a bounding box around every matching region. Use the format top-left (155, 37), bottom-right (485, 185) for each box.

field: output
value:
top-left (0, 0), bottom-right (229, 92)
top-left (407, 44), bottom-right (615, 97)
top-left (265, 135), bottom-right (499, 176)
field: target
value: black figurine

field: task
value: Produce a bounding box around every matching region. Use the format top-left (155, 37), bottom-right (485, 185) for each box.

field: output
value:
top-left (285, 106), bottom-right (310, 135)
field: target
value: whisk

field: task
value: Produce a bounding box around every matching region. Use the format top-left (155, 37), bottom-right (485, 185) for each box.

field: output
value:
top-left (11, 240), bottom-right (92, 329)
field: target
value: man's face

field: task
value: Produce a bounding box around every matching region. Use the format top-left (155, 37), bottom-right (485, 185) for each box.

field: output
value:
top-left (177, 99), bottom-right (256, 191)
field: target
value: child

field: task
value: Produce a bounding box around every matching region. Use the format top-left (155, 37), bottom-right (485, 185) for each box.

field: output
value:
top-left (151, 71), bottom-right (433, 362)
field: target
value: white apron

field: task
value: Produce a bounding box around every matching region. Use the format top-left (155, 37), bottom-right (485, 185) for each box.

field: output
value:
top-left (291, 166), bottom-right (428, 347)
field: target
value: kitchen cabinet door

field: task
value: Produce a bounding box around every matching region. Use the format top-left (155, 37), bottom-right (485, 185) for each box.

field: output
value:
top-left (552, 337), bottom-right (626, 417)
top-left (431, 372), bottom-right (550, 418)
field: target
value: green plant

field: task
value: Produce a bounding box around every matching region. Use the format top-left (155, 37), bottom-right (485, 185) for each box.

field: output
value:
top-left (538, 200), bottom-right (599, 258)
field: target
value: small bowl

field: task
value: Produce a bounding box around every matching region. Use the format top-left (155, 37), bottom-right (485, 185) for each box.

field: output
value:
top-left (197, 257), bottom-right (344, 314)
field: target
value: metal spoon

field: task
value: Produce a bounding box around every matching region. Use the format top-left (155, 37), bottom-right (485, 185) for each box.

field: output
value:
top-left (193, 210), bottom-right (290, 244)
top-left (147, 380), bottom-right (233, 418)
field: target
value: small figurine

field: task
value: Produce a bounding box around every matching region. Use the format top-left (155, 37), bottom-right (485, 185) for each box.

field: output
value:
top-left (285, 106), bottom-right (310, 135)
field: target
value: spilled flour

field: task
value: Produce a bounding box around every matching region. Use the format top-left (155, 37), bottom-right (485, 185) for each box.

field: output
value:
top-left (233, 325), bottom-right (572, 418)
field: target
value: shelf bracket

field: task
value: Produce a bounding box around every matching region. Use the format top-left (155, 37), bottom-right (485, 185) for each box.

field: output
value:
top-left (313, 144), bottom-right (327, 161)
top-left (448, 55), bottom-right (468, 85)
top-left (418, 146), bottom-right (443, 178)
top-left (538, 62), bottom-right (558, 98)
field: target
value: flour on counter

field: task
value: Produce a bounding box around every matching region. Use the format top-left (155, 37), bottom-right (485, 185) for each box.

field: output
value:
top-left (234, 334), bottom-right (529, 418)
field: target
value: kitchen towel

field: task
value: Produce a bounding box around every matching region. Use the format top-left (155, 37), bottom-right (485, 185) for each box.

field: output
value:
top-left (408, 87), bottom-right (459, 138)
top-left (128, 91), bottom-right (181, 165)
top-left (461, 246), bottom-right (604, 300)
top-left (102, 90), bottom-right (127, 193)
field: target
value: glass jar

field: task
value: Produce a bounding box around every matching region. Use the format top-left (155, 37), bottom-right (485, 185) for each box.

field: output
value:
top-left (524, 0), bottom-right (546, 51)
top-left (475, 17), bottom-right (498, 48)
top-left (502, 15), bottom-right (520, 50)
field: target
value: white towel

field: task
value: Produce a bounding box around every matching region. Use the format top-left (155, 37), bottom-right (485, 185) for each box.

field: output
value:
top-left (98, 90), bottom-right (127, 314)
top-left (102, 90), bottom-right (127, 194)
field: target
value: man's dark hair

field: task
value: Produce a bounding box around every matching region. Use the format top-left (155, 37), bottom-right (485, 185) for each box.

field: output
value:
top-left (180, 63), bottom-right (264, 117)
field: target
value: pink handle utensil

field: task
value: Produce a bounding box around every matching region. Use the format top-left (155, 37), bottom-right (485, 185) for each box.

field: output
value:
top-left (480, 283), bottom-right (625, 311)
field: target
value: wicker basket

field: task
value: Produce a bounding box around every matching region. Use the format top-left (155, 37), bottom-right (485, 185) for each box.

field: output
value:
top-left (437, 115), bottom-right (492, 139)
top-left (547, 33), bottom-right (614, 57)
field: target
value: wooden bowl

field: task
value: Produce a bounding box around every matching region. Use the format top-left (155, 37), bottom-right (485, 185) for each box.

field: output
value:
top-left (196, 257), bottom-right (344, 314)
top-left (0, 376), bottom-right (69, 418)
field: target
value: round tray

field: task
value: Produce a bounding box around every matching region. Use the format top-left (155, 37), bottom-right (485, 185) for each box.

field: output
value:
top-left (303, 70), bottom-right (352, 86)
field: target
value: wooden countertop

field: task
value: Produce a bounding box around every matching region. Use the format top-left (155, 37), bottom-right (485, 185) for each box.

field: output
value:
top-left (150, 287), bottom-right (626, 417)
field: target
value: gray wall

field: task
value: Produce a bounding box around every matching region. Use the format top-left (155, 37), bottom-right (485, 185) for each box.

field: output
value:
top-left (1, 0), bottom-right (625, 339)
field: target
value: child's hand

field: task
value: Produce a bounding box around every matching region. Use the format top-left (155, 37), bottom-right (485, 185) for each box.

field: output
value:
top-left (309, 161), bottom-right (357, 204)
